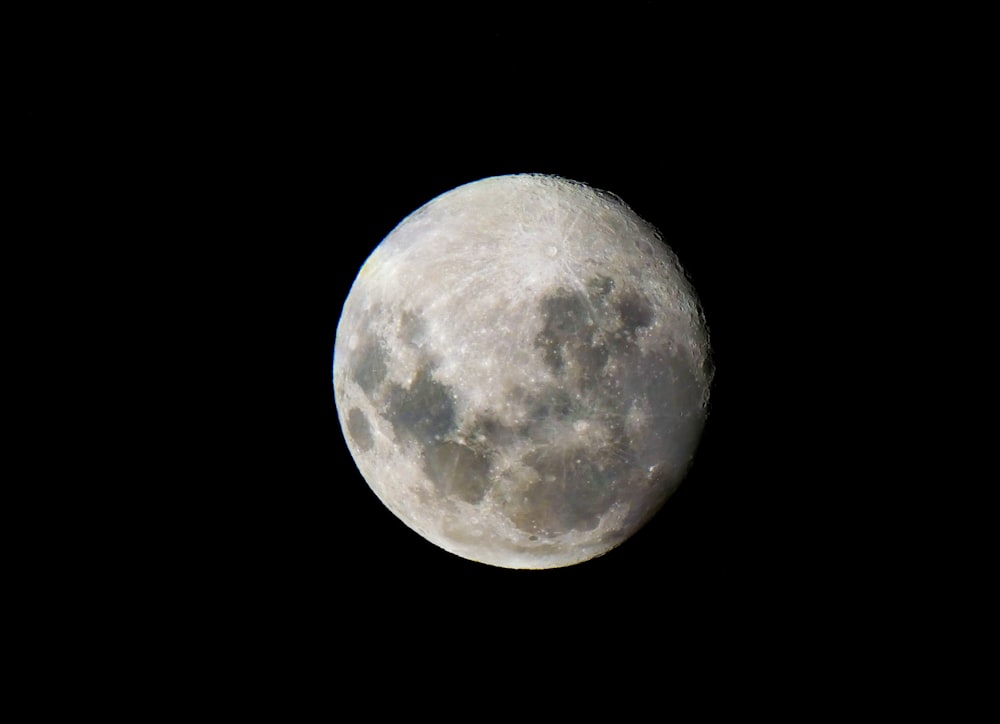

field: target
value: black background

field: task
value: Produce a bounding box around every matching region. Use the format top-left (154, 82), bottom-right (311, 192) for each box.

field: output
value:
top-left (199, 21), bottom-right (850, 653)
top-left (21, 4), bottom-right (904, 703)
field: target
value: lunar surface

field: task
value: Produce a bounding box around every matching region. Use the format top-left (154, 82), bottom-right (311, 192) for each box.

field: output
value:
top-left (333, 174), bottom-right (712, 569)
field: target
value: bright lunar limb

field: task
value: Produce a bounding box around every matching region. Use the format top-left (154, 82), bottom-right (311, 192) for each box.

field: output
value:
top-left (333, 174), bottom-right (713, 569)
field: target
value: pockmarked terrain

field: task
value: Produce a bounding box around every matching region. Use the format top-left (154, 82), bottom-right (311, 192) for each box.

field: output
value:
top-left (334, 174), bottom-right (712, 569)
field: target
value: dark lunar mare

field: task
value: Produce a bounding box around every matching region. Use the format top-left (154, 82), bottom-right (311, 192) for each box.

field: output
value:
top-left (346, 408), bottom-right (374, 452)
top-left (351, 339), bottom-right (389, 394)
top-left (348, 275), bottom-right (704, 542)
top-left (496, 276), bottom-right (690, 538)
top-left (385, 367), bottom-right (456, 442)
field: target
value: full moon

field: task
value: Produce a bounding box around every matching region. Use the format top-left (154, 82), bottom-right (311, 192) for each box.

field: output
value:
top-left (333, 174), bottom-right (712, 569)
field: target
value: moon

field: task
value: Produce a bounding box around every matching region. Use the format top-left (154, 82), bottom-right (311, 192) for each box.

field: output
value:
top-left (333, 174), bottom-right (712, 569)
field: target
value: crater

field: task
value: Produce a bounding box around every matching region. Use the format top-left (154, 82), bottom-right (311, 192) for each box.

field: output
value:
top-left (346, 407), bottom-right (374, 452)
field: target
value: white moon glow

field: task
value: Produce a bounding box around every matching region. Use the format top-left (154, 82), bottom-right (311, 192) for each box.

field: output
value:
top-left (333, 174), bottom-right (712, 569)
